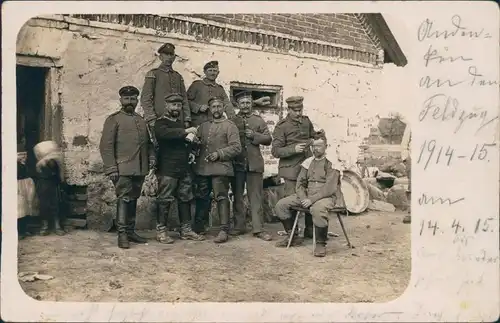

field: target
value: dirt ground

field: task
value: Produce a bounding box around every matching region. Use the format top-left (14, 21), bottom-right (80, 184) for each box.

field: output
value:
top-left (18, 211), bottom-right (411, 303)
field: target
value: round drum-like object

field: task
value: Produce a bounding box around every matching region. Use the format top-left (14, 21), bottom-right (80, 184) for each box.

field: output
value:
top-left (341, 170), bottom-right (370, 214)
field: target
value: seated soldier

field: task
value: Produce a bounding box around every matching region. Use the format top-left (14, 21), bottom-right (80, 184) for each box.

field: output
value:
top-left (274, 137), bottom-right (341, 257)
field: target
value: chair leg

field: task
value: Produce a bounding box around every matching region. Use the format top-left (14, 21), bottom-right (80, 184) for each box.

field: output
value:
top-left (337, 213), bottom-right (353, 248)
top-left (312, 223), bottom-right (316, 255)
top-left (287, 212), bottom-right (300, 249)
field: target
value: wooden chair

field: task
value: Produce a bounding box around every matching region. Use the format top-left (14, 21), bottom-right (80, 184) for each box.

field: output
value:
top-left (287, 180), bottom-right (354, 253)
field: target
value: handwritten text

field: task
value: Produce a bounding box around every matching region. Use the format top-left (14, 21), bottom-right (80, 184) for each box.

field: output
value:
top-left (417, 15), bottom-right (492, 42)
top-left (419, 94), bottom-right (498, 134)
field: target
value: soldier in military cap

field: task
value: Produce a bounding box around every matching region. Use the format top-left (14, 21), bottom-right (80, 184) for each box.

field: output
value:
top-left (186, 60), bottom-right (236, 127)
top-left (140, 43), bottom-right (191, 130)
top-left (153, 93), bottom-right (205, 243)
top-left (99, 86), bottom-right (156, 249)
top-left (229, 90), bottom-right (273, 241)
top-left (271, 95), bottom-right (324, 242)
top-left (192, 96), bottom-right (241, 243)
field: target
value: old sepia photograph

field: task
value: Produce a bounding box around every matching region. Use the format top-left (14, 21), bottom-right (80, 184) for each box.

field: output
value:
top-left (13, 12), bottom-right (412, 303)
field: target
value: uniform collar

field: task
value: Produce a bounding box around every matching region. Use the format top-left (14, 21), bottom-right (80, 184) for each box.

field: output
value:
top-left (202, 78), bottom-right (218, 86)
top-left (212, 117), bottom-right (226, 123)
top-left (237, 111), bottom-right (253, 118)
top-left (286, 114), bottom-right (302, 123)
top-left (120, 109), bottom-right (135, 116)
top-left (158, 63), bottom-right (173, 72)
top-left (161, 115), bottom-right (178, 122)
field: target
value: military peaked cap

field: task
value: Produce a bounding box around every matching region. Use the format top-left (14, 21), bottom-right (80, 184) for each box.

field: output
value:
top-left (286, 95), bottom-right (304, 109)
top-left (203, 60), bottom-right (219, 70)
top-left (165, 93), bottom-right (183, 103)
top-left (208, 96), bottom-right (224, 106)
top-left (119, 86), bottom-right (140, 97)
top-left (234, 90), bottom-right (253, 102)
top-left (158, 43), bottom-right (175, 55)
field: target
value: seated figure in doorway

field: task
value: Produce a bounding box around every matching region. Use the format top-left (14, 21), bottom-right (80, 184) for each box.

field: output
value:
top-left (274, 136), bottom-right (341, 257)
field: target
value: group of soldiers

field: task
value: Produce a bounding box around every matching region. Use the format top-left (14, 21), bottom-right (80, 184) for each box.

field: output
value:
top-left (99, 42), bottom-right (342, 257)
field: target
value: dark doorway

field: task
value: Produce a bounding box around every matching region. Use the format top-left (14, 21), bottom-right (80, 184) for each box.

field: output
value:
top-left (16, 65), bottom-right (48, 178)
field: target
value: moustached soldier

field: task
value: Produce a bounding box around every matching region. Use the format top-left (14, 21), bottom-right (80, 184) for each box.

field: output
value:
top-left (99, 86), bottom-right (156, 249)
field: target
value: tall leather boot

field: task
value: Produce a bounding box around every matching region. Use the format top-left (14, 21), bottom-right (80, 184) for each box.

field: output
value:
top-left (304, 213), bottom-right (314, 239)
top-left (156, 201), bottom-right (174, 244)
top-left (116, 199), bottom-right (130, 249)
top-left (126, 200), bottom-right (147, 243)
top-left (178, 201), bottom-right (204, 241)
top-left (193, 198), bottom-right (210, 235)
top-left (314, 226), bottom-right (328, 257)
top-left (275, 217), bottom-right (303, 248)
top-left (214, 199), bottom-right (230, 243)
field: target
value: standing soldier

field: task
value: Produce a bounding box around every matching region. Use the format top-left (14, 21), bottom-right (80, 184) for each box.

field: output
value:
top-left (100, 86), bottom-right (156, 249)
top-left (153, 93), bottom-right (205, 243)
top-left (193, 96), bottom-right (242, 243)
top-left (186, 60), bottom-right (236, 127)
top-left (140, 43), bottom-right (191, 130)
top-left (230, 91), bottom-right (273, 241)
top-left (271, 96), bottom-right (324, 240)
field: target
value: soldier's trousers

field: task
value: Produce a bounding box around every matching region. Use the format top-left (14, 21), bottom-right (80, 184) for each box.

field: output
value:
top-left (283, 179), bottom-right (314, 230)
top-left (156, 172), bottom-right (194, 231)
top-left (275, 194), bottom-right (336, 228)
top-left (113, 176), bottom-right (145, 201)
top-left (231, 171), bottom-right (264, 234)
top-left (195, 175), bottom-right (231, 230)
top-left (156, 172), bottom-right (194, 203)
top-left (113, 176), bottom-right (145, 233)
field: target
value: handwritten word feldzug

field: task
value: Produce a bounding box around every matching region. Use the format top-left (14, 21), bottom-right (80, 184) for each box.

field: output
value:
top-left (419, 94), bottom-right (498, 134)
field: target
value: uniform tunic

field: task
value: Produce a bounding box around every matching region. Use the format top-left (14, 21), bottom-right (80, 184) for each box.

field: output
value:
top-left (140, 63), bottom-right (191, 124)
top-left (193, 118), bottom-right (241, 177)
top-left (99, 110), bottom-right (155, 177)
top-left (186, 79), bottom-right (236, 126)
top-left (296, 157), bottom-right (340, 204)
top-left (271, 115), bottom-right (319, 181)
top-left (154, 117), bottom-right (189, 179)
top-left (154, 117), bottom-right (194, 203)
top-left (275, 156), bottom-right (341, 228)
top-left (231, 112), bottom-right (272, 173)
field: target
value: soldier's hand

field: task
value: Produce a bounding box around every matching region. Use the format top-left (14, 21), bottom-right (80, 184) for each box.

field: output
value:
top-left (301, 199), bottom-right (312, 208)
top-left (149, 160), bottom-right (156, 170)
top-left (188, 153), bottom-right (196, 164)
top-left (199, 105), bottom-right (209, 112)
top-left (206, 152), bottom-right (219, 162)
top-left (184, 121), bottom-right (191, 128)
top-left (109, 172), bottom-right (119, 183)
top-left (295, 143), bottom-right (307, 153)
top-left (245, 129), bottom-right (254, 139)
top-left (185, 127), bottom-right (198, 135)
